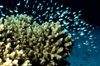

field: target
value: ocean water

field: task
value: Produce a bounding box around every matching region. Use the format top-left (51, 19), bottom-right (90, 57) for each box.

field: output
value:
top-left (0, 0), bottom-right (100, 66)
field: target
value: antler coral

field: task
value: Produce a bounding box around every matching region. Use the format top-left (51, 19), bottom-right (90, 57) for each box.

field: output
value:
top-left (0, 14), bottom-right (73, 66)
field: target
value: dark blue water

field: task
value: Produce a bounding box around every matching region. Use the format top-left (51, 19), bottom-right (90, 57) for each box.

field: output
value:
top-left (0, 0), bottom-right (100, 66)
top-left (67, 26), bottom-right (100, 66)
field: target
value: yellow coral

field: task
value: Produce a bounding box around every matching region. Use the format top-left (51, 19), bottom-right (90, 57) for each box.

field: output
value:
top-left (0, 14), bottom-right (73, 66)
top-left (0, 24), bottom-right (4, 32)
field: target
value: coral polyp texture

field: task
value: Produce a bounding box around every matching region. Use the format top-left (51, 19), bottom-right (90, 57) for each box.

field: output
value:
top-left (0, 14), bottom-right (73, 66)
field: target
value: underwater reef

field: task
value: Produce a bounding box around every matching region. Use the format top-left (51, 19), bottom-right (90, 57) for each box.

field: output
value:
top-left (0, 14), bottom-right (73, 66)
top-left (0, 0), bottom-right (98, 66)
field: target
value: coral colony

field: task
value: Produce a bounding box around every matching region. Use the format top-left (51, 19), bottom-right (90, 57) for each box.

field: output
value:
top-left (0, 0), bottom-right (96, 66)
top-left (0, 14), bottom-right (73, 66)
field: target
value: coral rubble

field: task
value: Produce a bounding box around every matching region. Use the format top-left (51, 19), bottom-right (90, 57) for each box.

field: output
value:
top-left (0, 14), bottom-right (73, 66)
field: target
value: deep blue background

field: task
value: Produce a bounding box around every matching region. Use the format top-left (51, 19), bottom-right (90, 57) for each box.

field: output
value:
top-left (0, 0), bottom-right (100, 26)
top-left (72, 0), bottom-right (100, 26)
top-left (64, 0), bottom-right (100, 26)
